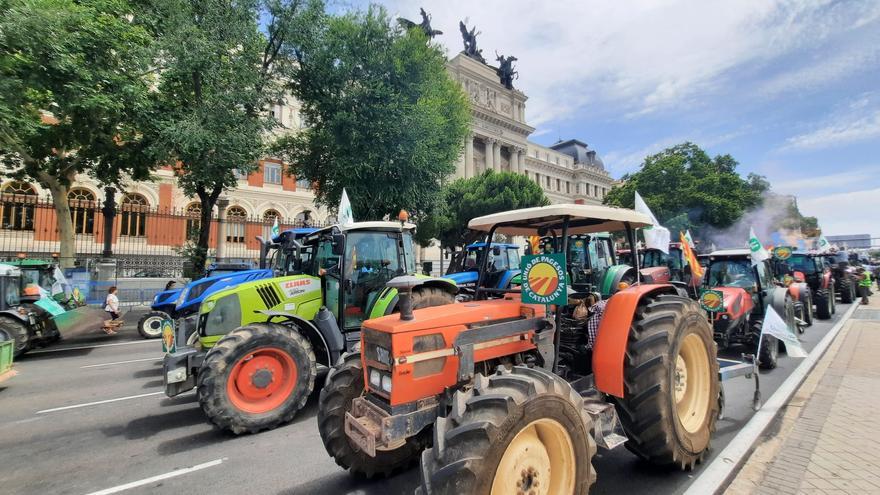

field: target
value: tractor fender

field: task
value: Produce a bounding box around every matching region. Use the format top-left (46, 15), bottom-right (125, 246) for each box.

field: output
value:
top-left (592, 284), bottom-right (680, 398)
top-left (604, 265), bottom-right (636, 295)
top-left (768, 288), bottom-right (791, 317)
top-left (0, 310), bottom-right (31, 325)
top-left (822, 271), bottom-right (832, 289)
top-left (496, 269), bottom-right (520, 290)
top-left (788, 283), bottom-right (801, 301)
top-left (639, 266), bottom-right (671, 284)
top-left (253, 309), bottom-right (338, 366)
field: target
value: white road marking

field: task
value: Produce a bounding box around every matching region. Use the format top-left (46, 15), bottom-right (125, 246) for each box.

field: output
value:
top-left (80, 357), bottom-right (162, 368)
top-left (28, 340), bottom-right (156, 354)
top-left (36, 391), bottom-right (164, 414)
top-left (685, 302), bottom-right (860, 495)
top-left (83, 458), bottom-right (225, 495)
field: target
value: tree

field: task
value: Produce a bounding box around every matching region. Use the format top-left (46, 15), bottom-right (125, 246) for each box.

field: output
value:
top-left (142, 0), bottom-right (323, 276)
top-left (275, 5), bottom-right (470, 221)
top-left (417, 170), bottom-right (549, 250)
top-left (0, 0), bottom-right (155, 267)
top-left (604, 142), bottom-right (765, 232)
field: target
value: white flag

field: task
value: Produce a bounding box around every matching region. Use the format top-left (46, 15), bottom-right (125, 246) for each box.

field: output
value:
top-left (270, 217), bottom-right (280, 238)
top-left (338, 188), bottom-right (354, 227)
top-left (817, 235), bottom-right (831, 253)
top-left (748, 227), bottom-right (769, 266)
top-left (634, 191), bottom-right (670, 253)
top-left (761, 305), bottom-right (808, 358)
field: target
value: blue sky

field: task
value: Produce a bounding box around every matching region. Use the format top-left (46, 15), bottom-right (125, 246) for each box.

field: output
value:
top-left (359, 0), bottom-right (880, 240)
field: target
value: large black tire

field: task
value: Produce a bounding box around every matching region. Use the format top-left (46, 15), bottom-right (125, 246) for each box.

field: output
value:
top-left (418, 366), bottom-right (595, 495)
top-left (840, 277), bottom-right (855, 304)
top-left (409, 287), bottom-right (456, 310)
top-left (814, 289), bottom-right (832, 320)
top-left (319, 352), bottom-right (426, 478)
top-left (801, 290), bottom-right (813, 327)
top-left (611, 293), bottom-right (719, 469)
top-left (830, 286), bottom-right (837, 314)
top-left (756, 319), bottom-right (779, 370)
top-left (197, 322), bottom-right (317, 434)
top-left (0, 318), bottom-right (30, 358)
top-left (137, 311), bottom-right (170, 339)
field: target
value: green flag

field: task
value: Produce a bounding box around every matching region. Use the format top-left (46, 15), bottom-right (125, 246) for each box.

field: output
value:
top-left (271, 217), bottom-right (279, 238)
top-left (817, 235), bottom-right (831, 253)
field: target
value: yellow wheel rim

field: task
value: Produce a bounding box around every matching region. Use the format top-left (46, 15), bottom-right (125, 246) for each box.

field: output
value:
top-left (490, 418), bottom-right (575, 495)
top-left (675, 333), bottom-right (711, 434)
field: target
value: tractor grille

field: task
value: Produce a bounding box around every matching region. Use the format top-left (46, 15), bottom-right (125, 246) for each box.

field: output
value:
top-left (256, 283), bottom-right (282, 309)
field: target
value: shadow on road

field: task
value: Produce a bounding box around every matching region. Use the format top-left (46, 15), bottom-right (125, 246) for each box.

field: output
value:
top-left (100, 407), bottom-right (209, 440)
top-left (133, 367), bottom-right (163, 379)
top-left (277, 466), bottom-right (420, 495)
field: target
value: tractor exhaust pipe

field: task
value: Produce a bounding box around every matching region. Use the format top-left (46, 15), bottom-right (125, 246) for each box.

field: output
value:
top-left (386, 276), bottom-right (421, 321)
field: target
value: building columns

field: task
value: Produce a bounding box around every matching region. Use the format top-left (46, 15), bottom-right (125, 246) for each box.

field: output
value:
top-left (493, 141), bottom-right (502, 172)
top-left (514, 148), bottom-right (524, 174)
top-left (484, 138), bottom-right (495, 172)
top-left (464, 134), bottom-right (474, 178)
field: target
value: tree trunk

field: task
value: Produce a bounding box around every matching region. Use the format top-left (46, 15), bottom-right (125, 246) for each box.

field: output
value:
top-left (40, 172), bottom-right (76, 269)
top-left (194, 188), bottom-right (221, 279)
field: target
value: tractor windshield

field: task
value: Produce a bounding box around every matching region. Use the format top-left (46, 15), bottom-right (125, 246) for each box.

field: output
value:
top-left (706, 259), bottom-right (756, 288)
top-left (643, 249), bottom-right (683, 270)
top-left (342, 231), bottom-right (405, 329)
top-left (4, 276), bottom-right (20, 307)
top-left (787, 255), bottom-right (817, 275)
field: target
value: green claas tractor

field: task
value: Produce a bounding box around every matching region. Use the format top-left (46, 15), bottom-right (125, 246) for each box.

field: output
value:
top-left (163, 221), bottom-right (457, 434)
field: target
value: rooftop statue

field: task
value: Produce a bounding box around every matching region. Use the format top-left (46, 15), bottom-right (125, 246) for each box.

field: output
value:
top-left (398, 8), bottom-right (443, 39)
top-left (459, 21), bottom-right (486, 63)
top-left (495, 52), bottom-right (518, 90)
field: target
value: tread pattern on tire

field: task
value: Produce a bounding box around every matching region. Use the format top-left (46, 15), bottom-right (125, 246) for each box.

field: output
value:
top-left (0, 318), bottom-right (30, 357)
top-left (611, 293), bottom-right (720, 470)
top-left (196, 322), bottom-right (317, 434)
top-left (318, 352), bottom-right (425, 478)
top-left (756, 319), bottom-right (778, 370)
top-left (814, 289), bottom-right (831, 320)
top-left (410, 287), bottom-right (456, 310)
top-left (839, 277), bottom-right (855, 304)
top-left (418, 366), bottom-right (596, 495)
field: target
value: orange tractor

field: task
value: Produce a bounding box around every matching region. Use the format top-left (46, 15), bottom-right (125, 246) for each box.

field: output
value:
top-left (318, 204), bottom-right (720, 493)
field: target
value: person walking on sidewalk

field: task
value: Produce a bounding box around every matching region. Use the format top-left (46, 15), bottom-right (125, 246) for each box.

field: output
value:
top-left (857, 267), bottom-right (872, 305)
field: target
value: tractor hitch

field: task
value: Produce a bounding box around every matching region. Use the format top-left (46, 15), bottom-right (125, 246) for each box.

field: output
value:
top-left (344, 396), bottom-right (439, 457)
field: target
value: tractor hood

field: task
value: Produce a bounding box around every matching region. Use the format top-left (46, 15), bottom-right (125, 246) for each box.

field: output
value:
top-left (639, 266), bottom-right (670, 284)
top-left (177, 268), bottom-right (272, 314)
top-left (444, 271), bottom-right (478, 286)
top-left (713, 286), bottom-right (753, 319)
top-left (364, 298), bottom-right (544, 335)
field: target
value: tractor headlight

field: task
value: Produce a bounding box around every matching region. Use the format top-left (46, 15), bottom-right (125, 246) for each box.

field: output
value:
top-left (202, 299), bottom-right (216, 313)
top-left (204, 294), bottom-right (240, 336)
top-left (369, 369), bottom-right (381, 389)
top-left (153, 294), bottom-right (160, 305)
top-left (381, 374), bottom-right (392, 393)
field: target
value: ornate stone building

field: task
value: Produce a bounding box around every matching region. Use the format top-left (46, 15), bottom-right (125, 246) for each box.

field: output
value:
top-left (446, 53), bottom-right (614, 204)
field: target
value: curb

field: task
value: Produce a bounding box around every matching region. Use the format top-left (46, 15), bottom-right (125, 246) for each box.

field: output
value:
top-left (684, 302), bottom-right (861, 495)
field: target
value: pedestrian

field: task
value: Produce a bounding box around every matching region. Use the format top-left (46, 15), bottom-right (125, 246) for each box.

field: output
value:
top-left (856, 267), bottom-right (872, 305)
top-left (104, 286), bottom-right (120, 335)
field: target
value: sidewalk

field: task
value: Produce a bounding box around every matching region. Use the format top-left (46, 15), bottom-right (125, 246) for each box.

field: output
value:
top-left (726, 298), bottom-right (880, 495)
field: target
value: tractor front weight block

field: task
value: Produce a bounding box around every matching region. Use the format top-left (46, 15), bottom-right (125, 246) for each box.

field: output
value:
top-left (344, 396), bottom-right (439, 458)
top-left (163, 347), bottom-right (204, 397)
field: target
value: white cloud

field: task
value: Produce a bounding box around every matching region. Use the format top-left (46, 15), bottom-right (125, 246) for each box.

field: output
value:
top-left (772, 168), bottom-right (878, 195)
top-left (782, 107), bottom-right (880, 151)
top-left (382, 0), bottom-right (880, 127)
top-left (603, 129), bottom-right (745, 176)
top-left (798, 188), bottom-right (880, 238)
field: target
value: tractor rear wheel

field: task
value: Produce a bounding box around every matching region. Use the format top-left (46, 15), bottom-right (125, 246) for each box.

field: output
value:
top-left (611, 294), bottom-right (719, 469)
top-left (418, 366), bottom-right (595, 495)
top-left (756, 319), bottom-right (779, 370)
top-left (0, 318), bottom-right (29, 358)
top-left (197, 322), bottom-right (316, 434)
top-left (409, 287), bottom-right (456, 310)
top-left (802, 291), bottom-right (813, 327)
top-left (137, 311), bottom-right (169, 339)
top-left (319, 352), bottom-right (426, 478)
top-left (840, 277), bottom-right (855, 304)
top-left (814, 289), bottom-right (832, 320)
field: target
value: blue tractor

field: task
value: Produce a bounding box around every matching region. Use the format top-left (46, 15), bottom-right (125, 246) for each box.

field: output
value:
top-left (445, 242), bottom-right (521, 297)
top-left (137, 228), bottom-right (317, 339)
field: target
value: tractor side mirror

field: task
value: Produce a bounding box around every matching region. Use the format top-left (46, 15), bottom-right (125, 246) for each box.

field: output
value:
top-left (492, 247), bottom-right (501, 256)
top-left (331, 234), bottom-right (345, 256)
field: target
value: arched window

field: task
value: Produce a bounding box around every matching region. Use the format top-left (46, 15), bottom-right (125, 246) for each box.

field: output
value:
top-left (68, 188), bottom-right (96, 235)
top-left (1, 181), bottom-right (36, 231)
top-left (226, 206), bottom-right (247, 243)
top-left (262, 209), bottom-right (280, 238)
top-left (185, 202), bottom-right (201, 240)
top-left (120, 193), bottom-right (149, 237)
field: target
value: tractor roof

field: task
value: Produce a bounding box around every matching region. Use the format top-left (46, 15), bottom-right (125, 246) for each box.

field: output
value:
top-left (468, 204), bottom-right (652, 236)
top-left (0, 264), bottom-right (22, 277)
top-left (467, 242), bottom-right (519, 250)
top-left (3, 259), bottom-right (53, 268)
top-left (707, 248), bottom-right (751, 258)
top-left (310, 221), bottom-right (416, 237)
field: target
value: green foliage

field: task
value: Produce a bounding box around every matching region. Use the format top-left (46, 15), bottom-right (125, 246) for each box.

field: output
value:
top-left (416, 170), bottom-right (549, 249)
top-left (275, 5), bottom-right (470, 221)
top-left (0, 0), bottom-right (156, 266)
top-left (604, 142), bottom-right (765, 231)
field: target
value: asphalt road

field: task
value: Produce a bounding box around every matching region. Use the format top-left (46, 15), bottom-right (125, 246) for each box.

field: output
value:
top-left (0, 302), bottom-right (855, 495)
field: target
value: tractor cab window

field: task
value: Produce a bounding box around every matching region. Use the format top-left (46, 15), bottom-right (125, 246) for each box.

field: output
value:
top-left (707, 259), bottom-right (756, 289)
top-left (507, 248), bottom-right (520, 270)
top-left (402, 233), bottom-right (416, 274)
top-left (756, 261), bottom-right (774, 290)
top-left (486, 247), bottom-right (510, 272)
top-left (342, 231), bottom-right (403, 329)
top-left (787, 255), bottom-right (816, 275)
top-left (463, 249), bottom-right (482, 271)
top-left (3, 276), bottom-right (20, 307)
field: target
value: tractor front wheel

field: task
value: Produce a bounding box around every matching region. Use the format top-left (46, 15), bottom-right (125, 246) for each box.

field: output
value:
top-left (814, 289), bottom-right (832, 320)
top-left (757, 321), bottom-right (779, 370)
top-left (137, 311), bottom-right (170, 339)
top-left (612, 294), bottom-right (719, 470)
top-left (418, 366), bottom-right (595, 495)
top-left (197, 322), bottom-right (316, 434)
top-left (840, 277), bottom-right (855, 304)
top-left (319, 352), bottom-right (426, 478)
top-left (0, 318), bottom-right (30, 358)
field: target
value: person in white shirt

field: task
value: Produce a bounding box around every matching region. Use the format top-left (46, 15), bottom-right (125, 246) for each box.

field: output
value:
top-left (104, 286), bottom-right (120, 335)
